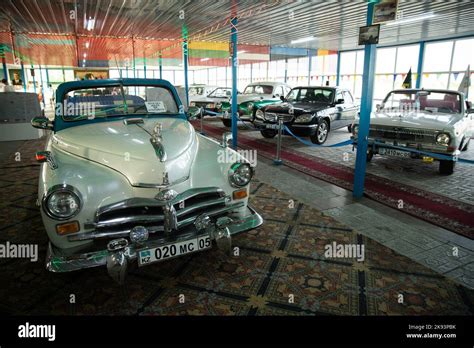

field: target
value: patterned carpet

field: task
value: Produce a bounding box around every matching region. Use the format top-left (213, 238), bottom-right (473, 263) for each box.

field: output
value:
top-left (0, 138), bottom-right (473, 315)
top-left (194, 121), bottom-right (474, 239)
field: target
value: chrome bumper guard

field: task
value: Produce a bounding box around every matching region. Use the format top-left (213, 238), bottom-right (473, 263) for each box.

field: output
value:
top-left (46, 205), bottom-right (263, 284)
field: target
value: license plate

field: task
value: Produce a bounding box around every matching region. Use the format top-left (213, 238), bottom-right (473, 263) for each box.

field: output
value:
top-left (266, 124), bottom-right (279, 130)
top-left (379, 148), bottom-right (410, 158)
top-left (138, 235), bottom-right (211, 266)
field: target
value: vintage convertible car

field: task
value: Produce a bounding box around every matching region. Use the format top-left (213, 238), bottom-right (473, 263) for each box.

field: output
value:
top-left (189, 86), bottom-right (233, 116)
top-left (219, 81), bottom-right (292, 127)
top-left (254, 86), bottom-right (359, 144)
top-left (31, 78), bottom-right (263, 283)
top-left (352, 89), bottom-right (474, 175)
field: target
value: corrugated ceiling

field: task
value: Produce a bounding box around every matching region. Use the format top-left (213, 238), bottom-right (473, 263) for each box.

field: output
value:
top-left (0, 0), bottom-right (473, 66)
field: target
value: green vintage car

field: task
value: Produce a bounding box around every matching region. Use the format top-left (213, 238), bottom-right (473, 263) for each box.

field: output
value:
top-left (218, 81), bottom-right (292, 127)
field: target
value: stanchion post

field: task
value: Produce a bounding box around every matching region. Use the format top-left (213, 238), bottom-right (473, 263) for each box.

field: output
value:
top-left (273, 116), bottom-right (283, 165)
top-left (199, 107), bottom-right (205, 135)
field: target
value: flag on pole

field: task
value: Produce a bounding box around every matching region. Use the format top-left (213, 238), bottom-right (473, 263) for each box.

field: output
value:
top-left (402, 68), bottom-right (412, 88)
top-left (458, 65), bottom-right (471, 99)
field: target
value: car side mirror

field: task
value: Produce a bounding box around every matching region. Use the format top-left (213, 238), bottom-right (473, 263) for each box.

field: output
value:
top-left (31, 116), bottom-right (53, 130)
top-left (280, 96), bottom-right (286, 102)
top-left (187, 106), bottom-right (201, 120)
top-left (376, 104), bottom-right (381, 112)
top-left (336, 98), bottom-right (345, 105)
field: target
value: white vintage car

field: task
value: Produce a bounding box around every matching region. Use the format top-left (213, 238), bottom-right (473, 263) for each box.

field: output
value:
top-left (189, 87), bottom-right (233, 116)
top-left (352, 89), bottom-right (474, 175)
top-left (31, 78), bottom-right (262, 283)
top-left (219, 81), bottom-right (292, 127)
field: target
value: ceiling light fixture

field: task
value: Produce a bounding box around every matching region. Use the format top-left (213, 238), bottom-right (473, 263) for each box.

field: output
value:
top-left (237, 50), bottom-right (246, 55)
top-left (86, 17), bottom-right (95, 31)
top-left (290, 36), bottom-right (316, 44)
top-left (85, 42), bottom-right (90, 49)
top-left (386, 12), bottom-right (436, 26)
top-left (201, 58), bottom-right (210, 62)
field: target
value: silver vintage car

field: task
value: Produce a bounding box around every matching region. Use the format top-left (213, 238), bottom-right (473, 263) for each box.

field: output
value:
top-left (352, 89), bottom-right (474, 175)
top-left (31, 78), bottom-right (263, 283)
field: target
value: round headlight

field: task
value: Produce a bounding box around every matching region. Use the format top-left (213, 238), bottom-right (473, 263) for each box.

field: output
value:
top-left (228, 162), bottom-right (253, 187)
top-left (436, 133), bottom-right (451, 145)
top-left (256, 109), bottom-right (264, 119)
top-left (190, 102), bottom-right (195, 107)
top-left (44, 186), bottom-right (81, 220)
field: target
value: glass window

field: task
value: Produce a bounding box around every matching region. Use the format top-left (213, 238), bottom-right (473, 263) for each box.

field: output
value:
top-left (396, 44), bottom-right (419, 73)
top-left (343, 91), bottom-right (354, 103)
top-left (340, 51), bottom-right (356, 75)
top-left (381, 90), bottom-right (461, 114)
top-left (452, 38), bottom-right (474, 71)
top-left (376, 47), bottom-right (397, 74)
top-left (355, 51), bottom-right (364, 74)
top-left (287, 87), bottom-right (334, 103)
top-left (423, 41), bottom-right (453, 72)
top-left (243, 84), bottom-right (274, 94)
top-left (62, 85), bottom-right (179, 121)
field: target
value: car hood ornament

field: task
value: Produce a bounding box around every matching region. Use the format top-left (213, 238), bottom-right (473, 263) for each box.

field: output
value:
top-left (150, 123), bottom-right (167, 162)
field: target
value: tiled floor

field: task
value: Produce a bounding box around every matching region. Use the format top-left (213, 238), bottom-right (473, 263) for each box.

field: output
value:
top-left (254, 155), bottom-right (474, 289)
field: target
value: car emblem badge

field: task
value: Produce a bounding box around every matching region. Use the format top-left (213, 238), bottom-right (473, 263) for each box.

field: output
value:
top-left (150, 122), bottom-right (167, 162)
top-left (155, 188), bottom-right (177, 201)
top-left (289, 107), bottom-right (294, 115)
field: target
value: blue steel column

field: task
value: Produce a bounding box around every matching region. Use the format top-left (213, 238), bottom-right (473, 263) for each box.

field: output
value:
top-left (336, 50), bottom-right (341, 86)
top-left (159, 52), bottom-right (163, 79)
top-left (20, 60), bottom-right (26, 91)
top-left (2, 57), bottom-right (7, 82)
top-left (39, 65), bottom-right (45, 108)
top-left (353, 2), bottom-right (377, 198)
top-left (183, 26), bottom-right (189, 108)
top-left (415, 41), bottom-right (425, 88)
top-left (231, 17), bottom-right (238, 148)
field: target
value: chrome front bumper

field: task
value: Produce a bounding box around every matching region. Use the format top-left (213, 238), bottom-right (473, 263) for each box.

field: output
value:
top-left (45, 205), bottom-right (263, 283)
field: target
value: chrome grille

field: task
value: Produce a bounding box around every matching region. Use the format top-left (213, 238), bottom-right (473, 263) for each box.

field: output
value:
top-left (369, 126), bottom-right (437, 143)
top-left (264, 112), bottom-right (293, 122)
top-left (74, 187), bottom-right (235, 241)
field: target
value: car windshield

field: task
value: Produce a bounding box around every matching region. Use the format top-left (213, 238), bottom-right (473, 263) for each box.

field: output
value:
top-left (61, 85), bottom-right (179, 121)
top-left (286, 88), bottom-right (335, 104)
top-left (243, 85), bottom-right (273, 94)
top-left (381, 90), bottom-right (462, 114)
top-left (189, 86), bottom-right (205, 96)
top-left (208, 88), bottom-right (231, 98)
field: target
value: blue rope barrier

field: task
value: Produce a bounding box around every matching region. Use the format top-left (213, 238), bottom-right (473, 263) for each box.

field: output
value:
top-left (283, 125), bottom-right (354, 148)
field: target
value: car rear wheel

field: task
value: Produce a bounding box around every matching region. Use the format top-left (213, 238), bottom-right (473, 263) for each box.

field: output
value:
top-left (439, 160), bottom-right (455, 175)
top-left (310, 120), bottom-right (329, 144)
top-left (222, 119), bottom-right (232, 127)
top-left (367, 149), bottom-right (374, 162)
top-left (260, 129), bottom-right (277, 138)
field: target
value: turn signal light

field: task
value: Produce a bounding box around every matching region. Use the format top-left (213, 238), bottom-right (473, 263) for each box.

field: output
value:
top-left (56, 221), bottom-right (80, 235)
top-left (232, 189), bottom-right (248, 200)
top-left (35, 152), bottom-right (47, 162)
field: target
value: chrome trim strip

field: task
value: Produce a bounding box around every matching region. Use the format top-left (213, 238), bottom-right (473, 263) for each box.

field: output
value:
top-left (132, 175), bottom-right (189, 188)
top-left (70, 201), bottom-right (244, 241)
top-left (95, 187), bottom-right (225, 217)
top-left (48, 205), bottom-right (262, 273)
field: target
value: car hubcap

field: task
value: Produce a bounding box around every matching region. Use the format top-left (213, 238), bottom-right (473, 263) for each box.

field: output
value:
top-left (318, 123), bottom-right (328, 142)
